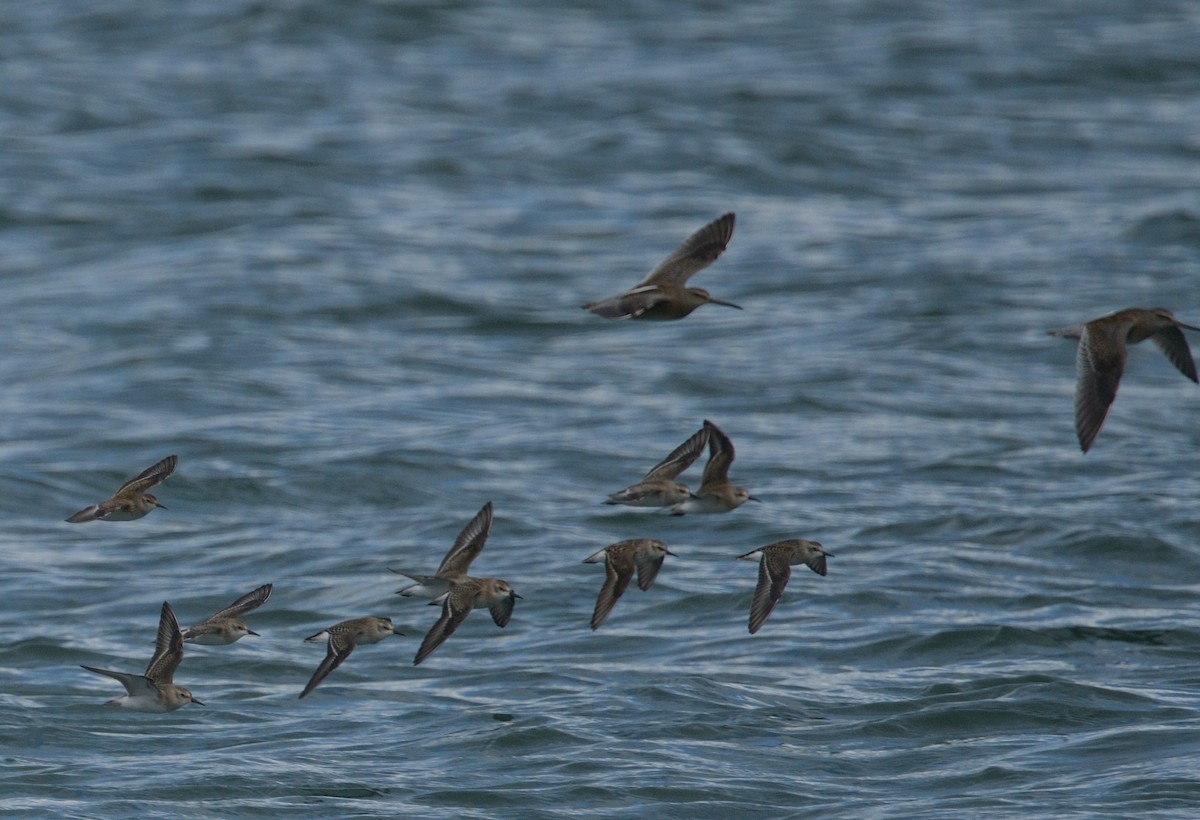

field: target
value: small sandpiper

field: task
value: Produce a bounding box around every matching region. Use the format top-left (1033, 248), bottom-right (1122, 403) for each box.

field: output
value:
top-left (1049, 307), bottom-right (1200, 452)
top-left (582, 539), bottom-right (676, 630)
top-left (413, 578), bottom-right (521, 666)
top-left (299, 616), bottom-right (400, 699)
top-left (183, 583), bottom-right (273, 645)
top-left (738, 540), bottom-right (831, 634)
top-left (670, 420), bottom-right (759, 515)
top-left (604, 425), bottom-right (709, 508)
top-left (583, 212), bottom-right (740, 320)
top-left (391, 502), bottom-right (492, 600)
top-left (80, 600), bottom-right (203, 712)
top-left (66, 454), bottom-right (177, 523)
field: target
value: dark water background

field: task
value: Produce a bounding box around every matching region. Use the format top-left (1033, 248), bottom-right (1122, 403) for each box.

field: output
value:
top-left (3, 1), bottom-right (1200, 816)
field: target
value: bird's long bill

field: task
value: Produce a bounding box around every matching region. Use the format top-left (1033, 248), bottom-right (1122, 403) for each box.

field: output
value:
top-left (191, 698), bottom-right (205, 706)
top-left (155, 502), bottom-right (168, 510)
top-left (1178, 321), bottom-right (1200, 332)
top-left (747, 495), bottom-right (762, 502)
top-left (246, 629), bottom-right (260, 637)
top-left (665, 549), bottom-right (679, 557)
top-left (711, 298), bottom-right (742, 310)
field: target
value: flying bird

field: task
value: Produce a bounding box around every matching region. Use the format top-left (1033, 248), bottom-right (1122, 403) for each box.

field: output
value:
top-left (391, 502), bottom-right (493, 599)
top-left (80, 600), bottom-right (202, 712)
top-left (66, 454), bottom-right (177, 523)
top-left (738, 540), bottom-right (831, 635)
top-left (1049, 307), bottom-right (1199, 452)
top-left (413, 578), bottom-right (521, 666)
top-left (583, 539), bottom-right (676, 630)
top-left (583, 212), bottom-right (740, 320)
top-left (604, 425), bottom-right (709, 507)
top-left (299, 616), bottom-right (400, 699)
top-left (182, 583), bottom-right (273, 645)
top-left (670, 420), bottom-right (758, 515)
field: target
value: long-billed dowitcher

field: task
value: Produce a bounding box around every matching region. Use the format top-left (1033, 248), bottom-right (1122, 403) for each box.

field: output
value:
top-left (413, 578), bottom-right (521, 666)
top-left (66, 454), bottom-right (177, 523)
top-left (299, 616), bottom-right (400, 699)
top-left (738, 540), bottom-right (831, 634)
top-left (1049, 307), bottom-right (1200, 452)
top-left (583, 212), bottom-right (740, 320)
top-left (80, 601), bottom-right (202, 711)
top-left (604, 425), bottom-right (709, 507)
top-left (391, 502), bottom-right (492, 599)
top-left (670, 420), bottom-right (759, 515)
top-left (582, 539), bottom-right (676, 630)
top-left (183, 583), bottom-right (273, 646)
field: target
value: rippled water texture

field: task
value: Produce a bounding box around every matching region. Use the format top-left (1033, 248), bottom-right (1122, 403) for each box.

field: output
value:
top-left (3, 0), bottom-right (1200, 816)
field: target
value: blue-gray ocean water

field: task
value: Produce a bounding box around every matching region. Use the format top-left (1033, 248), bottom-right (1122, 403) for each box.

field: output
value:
top-left (3, 1), bottom-right (1200, 816)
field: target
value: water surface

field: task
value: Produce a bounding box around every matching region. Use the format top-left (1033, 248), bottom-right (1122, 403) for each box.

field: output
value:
top-left (3, 1), bottom-right (1200, 816)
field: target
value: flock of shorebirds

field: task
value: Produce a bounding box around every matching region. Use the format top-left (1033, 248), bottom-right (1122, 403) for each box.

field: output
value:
top-left (72, 212), bottom-right (1199, 711)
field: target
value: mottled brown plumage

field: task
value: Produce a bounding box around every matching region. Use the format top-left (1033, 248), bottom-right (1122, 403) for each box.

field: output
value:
top-left (605, 426), bottom-right (709, 507)
top-left (413, 578), bottom-right (520, 666)
top-left (66, 454), bottom-right (177, 523)
top-left (583, 539), bottom-right (676, 630)
top-left (738, 540), bottom-right (831, 635)
top-left (583, 212), bottom-right (740, 320)
top-left (670, 420), bottom-right (759, 515)
top-left (391, 502), bottom-right (493, 599)
top-left (81, 601), bottom-right (202, 711)
top-left (1050, 308), bottom-right (1199, 452)
top-left (299, 616), bottom-right (399, 699)
top-left (183, 583), bottom-right (273, 645)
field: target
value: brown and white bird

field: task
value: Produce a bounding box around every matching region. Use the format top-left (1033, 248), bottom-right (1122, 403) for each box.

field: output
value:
top-left (670, 420), bottom-right (759, 515)
top-left (413, 578), bottom-right (521, 666)
top-left (583, 212), bottom-right (740, 320)
top-left (604, 425), bottom-right (709, 508)
top-left (66, 454), bottom-right (177, 523)
top-left (183, 584), bottom-right (273, 646)
top-left (738, 540), bottom-right (831, 635)
top-left (299, 616), bottom-right (400, 699)
top-left (390, 502), bottom-right (493, 599)
top-left (582, 539), bottom-right (676, 630)
top-left (81, 601), bottom-right (202, 712)
top-left (1049, 307), bottom-right (1199, 452)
